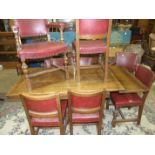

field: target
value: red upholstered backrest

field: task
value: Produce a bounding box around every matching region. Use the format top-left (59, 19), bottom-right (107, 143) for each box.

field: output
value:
top-left (14, 19), bottom-right (48, 37)
top-left (116, 52), bottom-right (138, 72)
top-left (135, 65), bottom-right (154, 88)
top-left (70, 93), bottom-right (103, 109)
top-left (21, 95), bottom-right (58, 113)
top-left (79, 19), bottom-right (109, 37)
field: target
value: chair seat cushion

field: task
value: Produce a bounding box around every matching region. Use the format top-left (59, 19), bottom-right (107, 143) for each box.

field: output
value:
top-left (31, 100), bottom-right (67, 127)
top-left (72, 113), bottom-right (99, 123)
top-left (19, 42), bottom-right (68, 61)
top-left (111, 92), bottom-right (143, 108)
top-left (74, 40), bottom-right (107, 54)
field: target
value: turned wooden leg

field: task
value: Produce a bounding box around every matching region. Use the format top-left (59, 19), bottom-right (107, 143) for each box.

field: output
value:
top-left (21, 60), bottom-right (31, 92)
top-left (64, 53), bottom-right (69, 80)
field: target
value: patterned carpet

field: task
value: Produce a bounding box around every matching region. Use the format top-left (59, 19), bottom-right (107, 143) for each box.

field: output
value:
top-left (0, 69), bottom-right (155, 135)
top-left (0, 86), bottom-right (155, 135)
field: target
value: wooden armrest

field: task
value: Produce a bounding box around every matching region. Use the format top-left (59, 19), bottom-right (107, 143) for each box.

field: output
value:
top-left (11, 25), bottom-right (22, 51)
top-left (46, 23), bottom-right (65, 29)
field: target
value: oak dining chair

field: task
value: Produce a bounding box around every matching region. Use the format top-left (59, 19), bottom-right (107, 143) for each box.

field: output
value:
top-left (74, 19), bottom-right (112, 82)
top-left (20, 93), bottom-right (68, 135)
top-left (68, 90), bottom-right (107, 135)
top-left (110, 65), bottom-right (155, 127)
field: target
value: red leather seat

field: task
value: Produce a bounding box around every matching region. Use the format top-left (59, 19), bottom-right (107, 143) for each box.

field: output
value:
top-left (68, 90), bottom-right (107, 135)
top-left (19, 42), bottom-right (67, 61)
top-left (20, 94), bottom-right (68, 135)
top-left (110, 65), bottom-right (154, 127)
top-left (111, 92), bottom-right (142, 108)
top-left (75, 40), bottom-right (107, 54)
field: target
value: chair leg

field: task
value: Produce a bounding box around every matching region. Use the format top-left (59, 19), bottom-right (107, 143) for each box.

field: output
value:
top-left (112, 109), bottom-right (118, 127)
top-left (97, 122), bottom-right (102, 135)
top-left (60, 126), bottom-right (65, 135)
top-left (104, 52), bottom-right (108, 81)
top-left (137, 105), bottom-right (144, 125)
top-left (64, 53), bottom-right (69, 80)
top-left (106, 98), bottom-right (110, 110)
top-left (30, 126), bottom-right (36, 135)
top-left (70, 121), bottom-right (73, 135)
top-left (21, 60), bottom-right (32, 92)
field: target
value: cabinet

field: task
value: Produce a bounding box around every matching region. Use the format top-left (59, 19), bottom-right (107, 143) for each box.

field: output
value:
top-left (0, 32), bottom-right (18, 69)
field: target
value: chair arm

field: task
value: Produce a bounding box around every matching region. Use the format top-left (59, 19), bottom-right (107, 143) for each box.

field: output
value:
top-left (11, 25), bottom-right (22, 52)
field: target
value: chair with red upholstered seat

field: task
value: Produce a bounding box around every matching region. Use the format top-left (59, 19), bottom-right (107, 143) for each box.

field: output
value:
top-left (115, 52), bottom-right (138, 73)
top-left (110, 65), bottom-right (155, 127)
top-left (68, 90), bottom-right (107, 135)
top-left (20, 93), bottom-right (68, 135)
top-left (106, 52), bottom-right (138, 110)
top-left (12, 19), bottom-right (69, 92)
top-left (74, 19), bottom-right (112, 82)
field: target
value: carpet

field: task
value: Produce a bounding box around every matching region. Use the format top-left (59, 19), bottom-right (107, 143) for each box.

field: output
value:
top-left (0, 69), bottom-right (155, 135)
top-left (0, 95), bottom-right (155, 135)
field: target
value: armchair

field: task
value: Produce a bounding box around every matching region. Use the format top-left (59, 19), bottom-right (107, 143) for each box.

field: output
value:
top-left (12, 19), bottom-right (69, 92)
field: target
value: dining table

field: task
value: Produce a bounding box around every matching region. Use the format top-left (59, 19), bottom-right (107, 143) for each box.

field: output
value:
top-left (7, 65), bottom-right (149, 100)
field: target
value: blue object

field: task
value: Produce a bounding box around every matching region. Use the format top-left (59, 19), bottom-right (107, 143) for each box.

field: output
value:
top-left (50, 32), bottom-right (76, 47)
top-left (110, 29), bottom-right (132, 45)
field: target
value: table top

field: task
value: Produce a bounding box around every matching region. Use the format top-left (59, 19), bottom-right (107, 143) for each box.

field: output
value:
top-left (7, 67), bottom-right (124, 99)
top-left (109, 65), bottom-right (149, 93)
top-left (7, 66), bottom-right (149, 99)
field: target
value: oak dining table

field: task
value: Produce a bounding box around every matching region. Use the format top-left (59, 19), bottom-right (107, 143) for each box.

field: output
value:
top-left (7, 65), bottom-right (149, 100)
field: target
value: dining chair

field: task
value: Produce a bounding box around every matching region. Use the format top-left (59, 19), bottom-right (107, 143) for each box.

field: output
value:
top-left (106, 51), bottom-right (138, 110)
top-left (12, 19), bottom-right (69, 92)
top-left (74, 19), bottom-right (112, 82)
top-left (115, 52), bottom-right (138, 73)
top-left (68, 90), bottom-right (107, 135)
top-left (20, 93), bottom-right (68, 135)
top-left (110, 65), bottom-right (155, 127)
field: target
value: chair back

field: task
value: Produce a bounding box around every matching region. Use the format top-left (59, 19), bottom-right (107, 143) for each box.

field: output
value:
top-left (135, 65), bottom-right (155, 88)
top-left (14, 19), bottom-right (48, 37)
top-left (115, 52), bottom-right (138, 72)
top-left (68, 90), bottom-right (106, 113)
top-left (20, 93), bottom-right (62, 118)
top-left (78, 19), bottom-right (109, 40)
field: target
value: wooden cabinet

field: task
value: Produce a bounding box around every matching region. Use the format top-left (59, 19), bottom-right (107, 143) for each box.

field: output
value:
top-left (0, 32), bottom-right (18, 69)
top-left (0, 32), bottom-right (16, 53)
